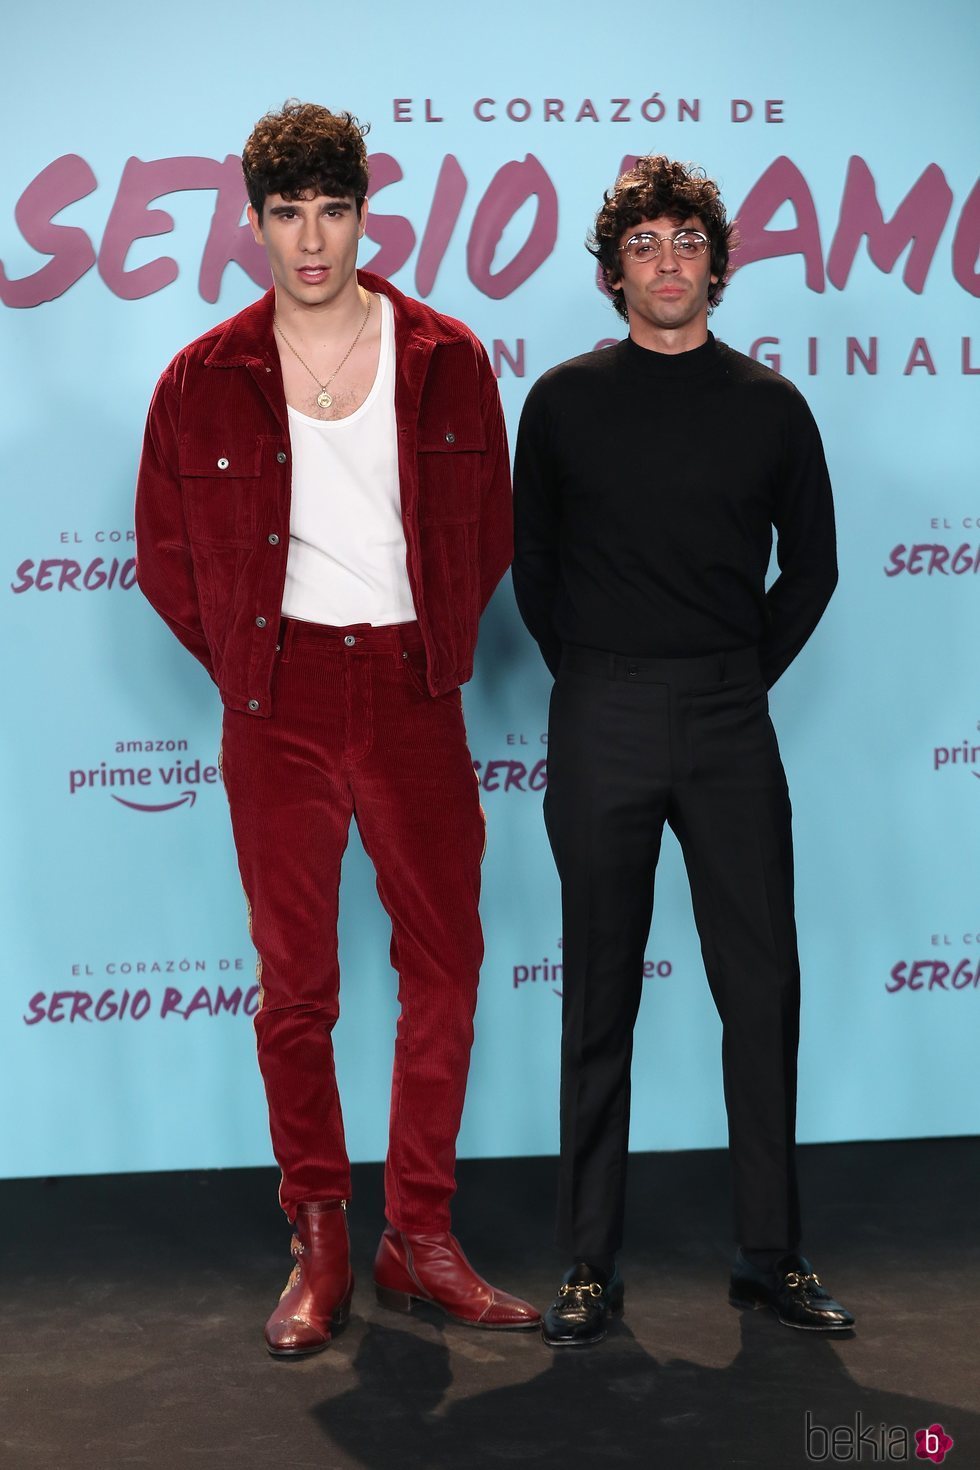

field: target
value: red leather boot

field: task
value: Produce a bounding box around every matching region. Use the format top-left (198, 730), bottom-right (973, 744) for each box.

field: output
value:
top-left (264, 1200), bottom-right (354, 1357)
top-left (374, 1227), bottom-right (540, 1329)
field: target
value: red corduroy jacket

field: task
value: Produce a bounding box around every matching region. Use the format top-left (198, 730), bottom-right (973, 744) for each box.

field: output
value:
top-left (135, 271), bottom-right (513, 715)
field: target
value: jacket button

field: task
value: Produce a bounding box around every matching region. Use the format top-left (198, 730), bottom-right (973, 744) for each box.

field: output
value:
top-left (344, 635), bottom-right (356, 647)
top-left (217, 457), bottom-right (229, 469)
top-left (248, 699), bottom-right (260, 711)
top-left (276, 451), bottom-right (287, 464)
top-left (268, 533), bottom-right (280, 545)
top-left (444, 432), bottom-right (455, 444)
top-left (255, 616), bottom-right (267, 628)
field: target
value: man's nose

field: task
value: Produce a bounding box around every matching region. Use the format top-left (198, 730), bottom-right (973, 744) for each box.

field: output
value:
top-left (299, 218), bottom-right (325, 253)
top-left (656, 244), bottom-right (680, 272)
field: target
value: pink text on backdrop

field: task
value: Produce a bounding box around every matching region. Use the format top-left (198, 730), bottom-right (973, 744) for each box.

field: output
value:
top-left (0, 152), bottom-right (977, 309)
top-left (23, 984), bottom-right (261, 1023)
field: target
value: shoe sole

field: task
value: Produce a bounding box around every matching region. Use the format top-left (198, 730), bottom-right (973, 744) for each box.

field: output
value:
top-left (375, 1284), bottom-right (540, 1330)
top-left (542, 1326), bottom-right (609, 1348)
top-left (266, 1338), bottom-right (331, 1359)
top-left (728, 1295), bottom-right (854, 1332)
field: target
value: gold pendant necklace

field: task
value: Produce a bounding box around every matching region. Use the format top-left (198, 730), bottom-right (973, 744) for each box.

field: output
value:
top-left (274, 293), bottom-right (373, 410)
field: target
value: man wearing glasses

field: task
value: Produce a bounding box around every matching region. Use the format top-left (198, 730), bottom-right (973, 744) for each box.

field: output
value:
top-left (513, 156), bottom-right (853, 1346)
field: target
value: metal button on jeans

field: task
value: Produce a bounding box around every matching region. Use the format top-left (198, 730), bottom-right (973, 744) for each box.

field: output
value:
top-left (344, 635), bottom-right (356, 647)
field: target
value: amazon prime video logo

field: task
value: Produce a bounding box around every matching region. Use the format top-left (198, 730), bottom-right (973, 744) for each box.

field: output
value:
top-left (932, 726), bottom-right (980, 784)
top-left (68, 739), bottom-right (219, 812)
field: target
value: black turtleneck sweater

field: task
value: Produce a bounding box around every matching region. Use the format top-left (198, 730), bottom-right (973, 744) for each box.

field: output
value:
top-left (512, 333), bottom-right (837, 687)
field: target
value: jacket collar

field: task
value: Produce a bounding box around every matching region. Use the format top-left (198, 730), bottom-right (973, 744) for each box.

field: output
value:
top-left (204, 270), bottom-right (470, 368)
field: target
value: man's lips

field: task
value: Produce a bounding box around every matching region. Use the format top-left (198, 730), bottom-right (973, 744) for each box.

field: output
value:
top-left (297, 265), bottom-right (330, 281)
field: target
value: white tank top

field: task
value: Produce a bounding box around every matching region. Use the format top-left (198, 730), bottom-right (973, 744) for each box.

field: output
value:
top-left (281, 294), bottom-right (417, 626)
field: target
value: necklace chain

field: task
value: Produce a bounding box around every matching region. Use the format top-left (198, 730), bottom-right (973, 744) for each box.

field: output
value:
top-left (274, 293), bottom-right (373, 410)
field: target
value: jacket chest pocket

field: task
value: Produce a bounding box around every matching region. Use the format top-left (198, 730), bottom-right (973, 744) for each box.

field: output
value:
top-left (179, 439), bottom-right (263, 546)
top-left (416, 430), bottom-right (484, 525)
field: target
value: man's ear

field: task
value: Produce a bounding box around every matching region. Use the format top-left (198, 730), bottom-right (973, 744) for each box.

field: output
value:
top-left (247, 204), bottom-right (264, 246)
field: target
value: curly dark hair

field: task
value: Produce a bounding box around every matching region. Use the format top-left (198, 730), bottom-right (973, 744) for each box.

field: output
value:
top-left (588, 156), bottom-right (735, 320)
top-left (243, 101), bottom-right (370, 219)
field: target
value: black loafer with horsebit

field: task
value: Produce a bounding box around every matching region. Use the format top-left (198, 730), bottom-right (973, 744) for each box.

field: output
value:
top-left (542, 1261), bottom-right (625, 1347)
top-left (729, 1250), bottom-right (855, 1332)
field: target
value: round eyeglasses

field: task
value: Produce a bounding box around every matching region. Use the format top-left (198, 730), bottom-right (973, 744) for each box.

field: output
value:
top-left (619, 230), bottom-right (709, 263)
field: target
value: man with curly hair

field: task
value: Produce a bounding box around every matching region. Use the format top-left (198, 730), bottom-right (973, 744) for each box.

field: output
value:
top-left (136, 102), bottom-right (539, 1355)
top-left (513, 156), bottom-right (853, 1346)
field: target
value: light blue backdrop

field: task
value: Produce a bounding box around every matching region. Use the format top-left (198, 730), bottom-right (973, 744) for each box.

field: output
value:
top-left (2, 0), bottom-right (978, 1181)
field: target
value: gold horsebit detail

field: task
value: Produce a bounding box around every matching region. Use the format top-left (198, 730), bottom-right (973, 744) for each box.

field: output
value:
top-left (558, 1282), bottom-right (604, 1298)
top-left (784, 1271), bottom-right (821, 1291)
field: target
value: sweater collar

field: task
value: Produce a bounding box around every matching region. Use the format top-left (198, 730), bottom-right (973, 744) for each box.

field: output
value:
top-left (618, 330), bottom-right (722, 379)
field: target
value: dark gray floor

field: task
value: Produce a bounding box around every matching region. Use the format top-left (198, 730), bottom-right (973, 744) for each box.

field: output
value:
top-left (1, 1140), bottom-right (978, 1469)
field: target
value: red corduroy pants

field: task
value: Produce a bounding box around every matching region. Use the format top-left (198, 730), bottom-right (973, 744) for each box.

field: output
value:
top-left (220, 618), bottom-right (485, 1230)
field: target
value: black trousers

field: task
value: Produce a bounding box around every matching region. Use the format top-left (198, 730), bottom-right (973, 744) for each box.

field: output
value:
top-left (545, 644), bottom-right (802, 1259)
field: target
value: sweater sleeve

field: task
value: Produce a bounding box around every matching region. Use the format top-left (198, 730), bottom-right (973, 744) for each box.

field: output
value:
top-left (760, 389), bottom-right (838, 687)
top-left (512, 381), bottom-right (563, 677)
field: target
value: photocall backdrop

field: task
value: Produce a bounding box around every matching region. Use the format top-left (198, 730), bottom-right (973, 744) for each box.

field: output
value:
top-left (2, 0), bottom-right (978, 1184)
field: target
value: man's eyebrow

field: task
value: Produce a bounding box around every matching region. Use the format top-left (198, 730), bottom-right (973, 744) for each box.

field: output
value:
top-left (267, 200), bottom-right (353, 215)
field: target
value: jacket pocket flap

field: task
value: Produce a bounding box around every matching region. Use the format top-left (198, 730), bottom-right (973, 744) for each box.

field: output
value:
top-left (179, 439), bottom-right (263, 477)
top-left (417, 431), bottom-right (486, 454)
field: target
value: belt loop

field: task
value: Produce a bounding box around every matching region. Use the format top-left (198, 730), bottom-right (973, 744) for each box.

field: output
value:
top-left (278, 617), bottom-right (297, 663)
top-left (394, 622), bottom-right (417, 671)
